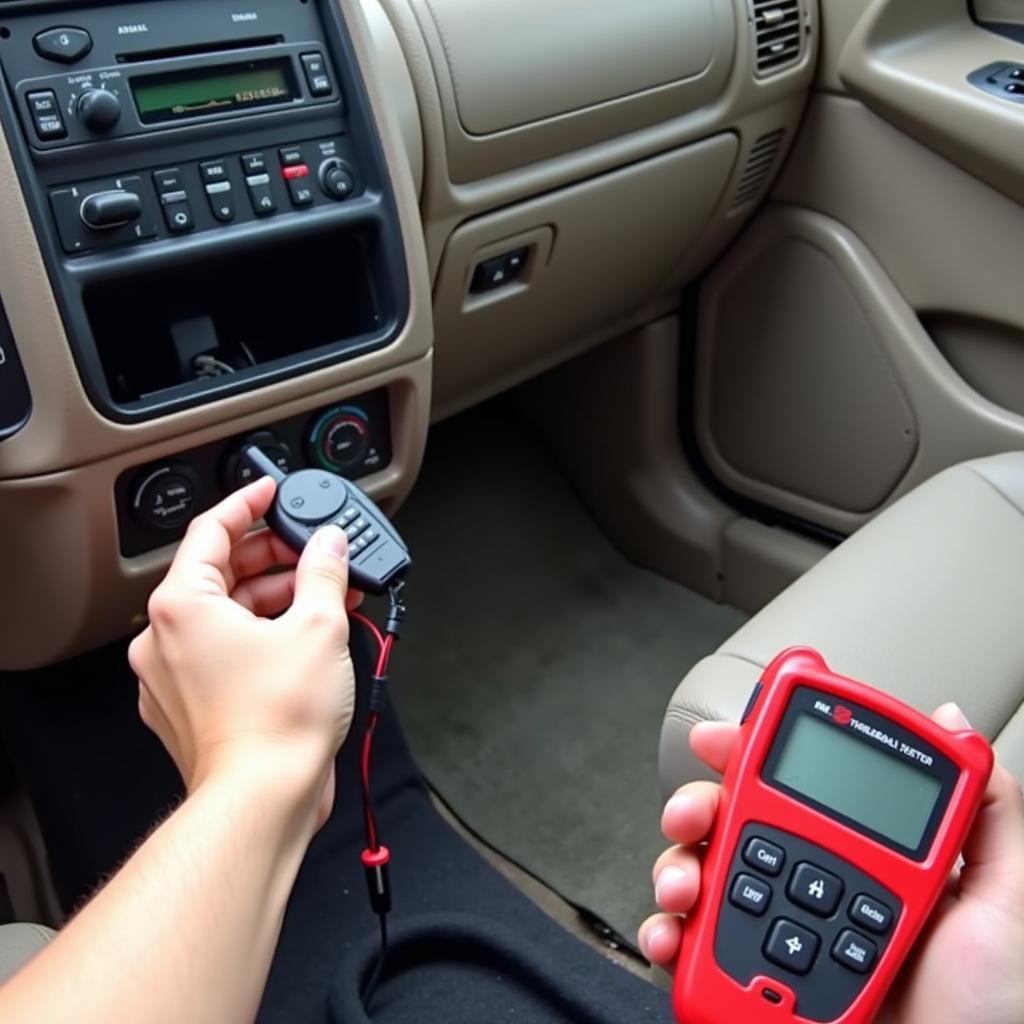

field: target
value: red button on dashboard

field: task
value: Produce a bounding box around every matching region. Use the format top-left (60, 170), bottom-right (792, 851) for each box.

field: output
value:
top-left (283, 164), bottom-right (310, 180)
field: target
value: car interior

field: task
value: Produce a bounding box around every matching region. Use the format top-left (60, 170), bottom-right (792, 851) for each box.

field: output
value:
top-left (1, 0), bottom-right (1023, 1020)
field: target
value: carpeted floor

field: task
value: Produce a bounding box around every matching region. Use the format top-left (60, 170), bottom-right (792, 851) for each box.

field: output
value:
top-left (392, 403), bottom-right (747, 944)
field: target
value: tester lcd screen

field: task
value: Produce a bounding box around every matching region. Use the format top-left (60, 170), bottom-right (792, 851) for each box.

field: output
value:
top-left (771, 713), bottom-right (943, 850)
top-left (131, 59), bottom-right (297, 124)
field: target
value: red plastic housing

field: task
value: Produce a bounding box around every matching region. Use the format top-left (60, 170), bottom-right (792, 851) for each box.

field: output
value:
top-left (672, 647), bottom-right (993, 1024)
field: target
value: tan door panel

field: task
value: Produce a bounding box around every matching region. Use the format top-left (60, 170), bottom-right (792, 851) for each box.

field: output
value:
top-left (839, 0), bottom-right (1024, 205)
top-left (974, 0), bottom-right (1024, 28)
top-left (696, 0), bottom-right (1024, 533)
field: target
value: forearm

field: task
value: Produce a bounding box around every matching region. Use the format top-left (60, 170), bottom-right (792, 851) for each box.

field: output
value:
top-left (0, 757), bottom-right (321, 1024)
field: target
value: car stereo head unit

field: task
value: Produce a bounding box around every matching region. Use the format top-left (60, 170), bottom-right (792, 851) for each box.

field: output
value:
top-left (0, 0), bottom-right (410, 424)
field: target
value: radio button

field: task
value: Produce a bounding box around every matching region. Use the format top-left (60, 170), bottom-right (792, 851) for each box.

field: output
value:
top-left (729, 874), bottom-right (771, 917)
top-left (241, 153), bottom-right (268, 175)
top-left (205, 182), bottom-right (236, 223)
top-left (301, 53), bottom-right (334, 97)
top-left (34, 27), bottom-right (93, 64)
top-left (831, 929), bottom-right (877, 974)
top-left (742, 837), bottom-right (785, 878)
top-left (246, 175), bottom-right (277, 216)
top-left (153, 169), bottom-right (185, 195)
top-left (787, 862), bottom-right (844, 917)
top-left (764, 919), bottom-right (819, 976)
top-left (288, 179), bottom-right (315, 208)
top-left (200, 161), bottom-right (230, 185)
top-left (279, 146), bottom-right (305, 167)
top-left (27, 91), bottom-right (67, 141)
top-left (849, 894), bottom-right (893, 935)
top-left (163, 200), bottom-right (195, 234)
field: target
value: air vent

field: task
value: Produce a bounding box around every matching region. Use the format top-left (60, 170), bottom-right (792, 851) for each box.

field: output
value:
top-left (750, 0), bottom-right (804, 75)
top-left (731, 129), bottom-right (785, 209)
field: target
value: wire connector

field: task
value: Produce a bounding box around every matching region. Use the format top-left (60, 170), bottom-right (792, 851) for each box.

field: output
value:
top-left (385, 581), bottom-right (407, 639)
top-left (368, 675), bottom-right (389, 714)
top-left (361, 846), bottom-right (392, 916)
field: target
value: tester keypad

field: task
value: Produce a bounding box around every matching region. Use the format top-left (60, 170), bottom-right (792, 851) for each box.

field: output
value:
top-left (715, 823), bottom-right (902, 1023)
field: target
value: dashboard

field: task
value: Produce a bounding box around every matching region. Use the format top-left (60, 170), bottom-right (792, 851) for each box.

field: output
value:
top-left (0, 0), bottom-right (817, 670)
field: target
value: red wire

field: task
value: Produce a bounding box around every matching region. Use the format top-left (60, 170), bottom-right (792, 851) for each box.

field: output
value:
top-left (352, 613), bottom-right (395, 855)
top-left (351, 610), bottom-right (385, 650)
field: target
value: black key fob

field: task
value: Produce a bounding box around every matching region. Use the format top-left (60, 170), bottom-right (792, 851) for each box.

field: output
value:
top-left (242, 446), bottom-right (411, 595)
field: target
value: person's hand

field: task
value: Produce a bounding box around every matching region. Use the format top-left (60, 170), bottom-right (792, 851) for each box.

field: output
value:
top-left (640, 705), bottom-right (1024, 1024)
top-left (129, 477), bottom-right (362, 832)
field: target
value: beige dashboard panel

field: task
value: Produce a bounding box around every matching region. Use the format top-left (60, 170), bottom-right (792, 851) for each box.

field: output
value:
top-left (422, 0), bottom-right (719, 135)
top-left (432, 135), bottom-right (738, 414)
top-left (404, 0), bottom-right (738, 182)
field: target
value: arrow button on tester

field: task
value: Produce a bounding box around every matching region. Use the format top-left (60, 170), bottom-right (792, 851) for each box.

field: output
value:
top-left (764, 918), bottom-right (820, 975)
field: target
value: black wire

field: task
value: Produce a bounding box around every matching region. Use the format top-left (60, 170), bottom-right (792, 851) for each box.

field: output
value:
top-left (362, 913), bottom-right (389, 1008)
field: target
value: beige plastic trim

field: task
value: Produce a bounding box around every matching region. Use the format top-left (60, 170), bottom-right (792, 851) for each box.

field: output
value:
top-left (699, 205), bottom-right (1024, 535)
top-left (839, 0), bottom-right (1024, 206)
top-left (774, 95), bottom-right (1024, 337)
top-left (0, 0), bottom-right (433, 481)
top-left (404, 0), bottom-right (736, 182)
top-left (722, 518), bottom-right (828, 612)
top-left (520, 317), bottom-right (739, 600)
top-left (430, 135), bottom-right (739, 416)
top-left (0, 354), bottom-right (432, 672)
top-left (974, 0), bottom-right (1024, 28)
top-left (361, 0), bottom-right (424, 197)
top-left (421, 0), bottom-right (723, 137)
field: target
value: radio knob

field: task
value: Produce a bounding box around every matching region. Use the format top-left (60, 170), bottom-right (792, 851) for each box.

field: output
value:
top-left (76, 88), bottom-right (122, 133)
top-left (318, 158), bottom-right (355, 201)
top-left (80, 190), bottom-right (142, 230)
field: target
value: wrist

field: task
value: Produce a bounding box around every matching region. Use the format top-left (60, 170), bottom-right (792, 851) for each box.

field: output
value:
top-left (192, 739), bottom-right (332, 836)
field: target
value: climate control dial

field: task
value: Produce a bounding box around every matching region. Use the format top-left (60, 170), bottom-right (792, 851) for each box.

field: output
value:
top-left (308, 406), bottom-right (371, 474)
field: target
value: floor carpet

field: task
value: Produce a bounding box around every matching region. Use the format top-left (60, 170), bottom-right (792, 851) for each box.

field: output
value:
top-left (392, 404), bottom-right (747, 944)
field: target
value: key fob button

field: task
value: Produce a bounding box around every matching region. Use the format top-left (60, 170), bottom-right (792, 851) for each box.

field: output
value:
top-left (278, 471), bottom-right (347, 524)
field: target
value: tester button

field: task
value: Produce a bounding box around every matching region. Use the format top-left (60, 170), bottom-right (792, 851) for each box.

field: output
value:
top-left (849, 894), bottom-right (893, 934)
top-left (788, 862), bottom-right (844, 917)
top-left (729, 873), bottom-right (772, 917)
top-left (742, 837), bottom-right (785, 877)
top-left (831, 929), bottom-right (877, 974)
top-left (764, 918), bottom-right (819, 975)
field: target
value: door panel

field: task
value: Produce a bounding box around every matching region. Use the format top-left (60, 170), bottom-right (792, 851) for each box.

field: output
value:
top-left (696, 0), bottom-right (1024, 532)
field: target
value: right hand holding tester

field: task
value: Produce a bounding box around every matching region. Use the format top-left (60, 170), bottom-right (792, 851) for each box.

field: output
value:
top-left (673, 648), bottom-right (993, 1024)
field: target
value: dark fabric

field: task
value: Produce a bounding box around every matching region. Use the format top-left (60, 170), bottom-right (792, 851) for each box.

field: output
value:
top-left (0, 628), bottom-right (672, 1023)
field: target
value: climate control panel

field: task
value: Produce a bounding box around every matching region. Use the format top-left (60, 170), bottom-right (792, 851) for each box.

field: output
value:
top-left (115, 389), bottom-right (392, 557)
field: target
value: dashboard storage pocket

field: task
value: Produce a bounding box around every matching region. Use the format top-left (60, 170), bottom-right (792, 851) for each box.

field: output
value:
top-left (82, 226), bottom-right (385, 405)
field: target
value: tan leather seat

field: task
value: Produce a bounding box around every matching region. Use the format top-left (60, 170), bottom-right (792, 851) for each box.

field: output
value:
top-left (661, 453), bottom-right (1024, 799)
top-left (0, 923), bottom-right (54, 985)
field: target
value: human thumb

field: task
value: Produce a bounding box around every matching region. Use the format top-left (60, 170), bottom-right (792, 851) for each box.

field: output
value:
top-left (290, 525), bottom-right (350, 623)
top-left (932, 704), bottom-right (1024, 880)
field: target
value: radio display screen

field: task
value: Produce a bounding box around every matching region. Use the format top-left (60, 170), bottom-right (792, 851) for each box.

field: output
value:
top-left (131, 58), bottom-right (298, 124)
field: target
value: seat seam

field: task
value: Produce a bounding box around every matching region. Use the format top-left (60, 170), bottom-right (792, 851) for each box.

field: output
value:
top-left (966, 464), bottom-right (1024, 518)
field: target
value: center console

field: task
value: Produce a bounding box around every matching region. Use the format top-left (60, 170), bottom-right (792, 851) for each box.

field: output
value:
top-left (0, 0), bottom-right (408, 421)
top-left (0, 0), bottom-right (431, 670)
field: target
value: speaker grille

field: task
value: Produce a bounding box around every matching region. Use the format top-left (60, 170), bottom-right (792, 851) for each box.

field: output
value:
top-left (751, 0), bottom-right (804, 75)
top-left (731, 129), bottom-right (786, 209)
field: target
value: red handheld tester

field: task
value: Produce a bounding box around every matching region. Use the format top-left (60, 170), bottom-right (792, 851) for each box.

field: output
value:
top-left (673, 647), bottom-right (993, 1024)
